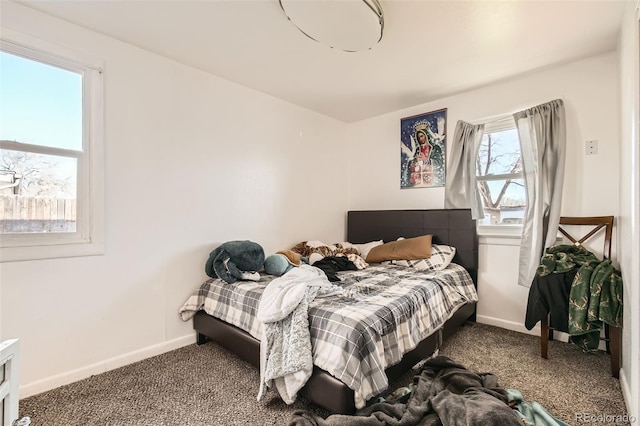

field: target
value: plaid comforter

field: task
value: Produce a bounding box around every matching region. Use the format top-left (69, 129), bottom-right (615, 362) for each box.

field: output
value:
top-left (179, 263), bottom-right (477, 409)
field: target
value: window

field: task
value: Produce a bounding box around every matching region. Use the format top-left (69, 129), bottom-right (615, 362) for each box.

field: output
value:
top-left (475, 118), bottom-right (525, 227)
top-left (0, 32), bottom-right (104, 262)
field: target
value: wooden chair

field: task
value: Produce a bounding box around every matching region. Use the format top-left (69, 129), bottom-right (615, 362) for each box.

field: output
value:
top-left (540, 215), bottom-right (621, 378)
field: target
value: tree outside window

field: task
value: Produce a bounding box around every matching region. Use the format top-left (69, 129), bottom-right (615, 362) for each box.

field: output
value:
top-left (476, 119), bottom-right (525, 226)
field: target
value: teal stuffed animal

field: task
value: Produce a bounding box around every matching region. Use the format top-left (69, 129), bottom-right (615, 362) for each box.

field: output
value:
top-left (264, 254), bottom-right (295, 276)
top-left (264, 250), bottom-right (308, 276)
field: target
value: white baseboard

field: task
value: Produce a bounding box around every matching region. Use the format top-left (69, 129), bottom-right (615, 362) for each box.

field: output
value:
top-left (619, 367), bottom-right (636, 416)
top-left (19, 334), bottom-right (194, 399)
top-left (475, 314), bottom-right (540, 336)
top-left (476, 315), bottom-right (611, 349)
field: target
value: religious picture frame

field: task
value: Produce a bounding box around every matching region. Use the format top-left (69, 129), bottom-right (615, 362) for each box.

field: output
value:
top-left (400, 108), bottom-right (447, 188)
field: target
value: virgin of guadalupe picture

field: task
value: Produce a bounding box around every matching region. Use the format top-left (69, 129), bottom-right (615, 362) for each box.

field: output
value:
top-left (400, 109), bottom-right (447, 188)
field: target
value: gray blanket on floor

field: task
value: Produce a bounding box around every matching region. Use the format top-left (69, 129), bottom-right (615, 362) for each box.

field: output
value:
top-left (288, 356), bottom-right (522, 426)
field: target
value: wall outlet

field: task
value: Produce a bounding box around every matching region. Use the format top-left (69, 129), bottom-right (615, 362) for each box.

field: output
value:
top-left (585, 139), bottom-right (598, 155)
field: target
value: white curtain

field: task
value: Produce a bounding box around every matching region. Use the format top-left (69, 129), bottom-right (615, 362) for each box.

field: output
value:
top-left (514, 99), bottom-right (566, 287)
top-left (445, 120), bottom-right (485, 220)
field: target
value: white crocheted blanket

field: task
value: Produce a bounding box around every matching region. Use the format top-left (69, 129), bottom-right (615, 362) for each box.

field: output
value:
top-left (256, 265), bottom-right (338, 404)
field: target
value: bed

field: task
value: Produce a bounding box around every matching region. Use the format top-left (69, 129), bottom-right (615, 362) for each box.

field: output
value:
top-left (180, 209), bottom-right (478, 414)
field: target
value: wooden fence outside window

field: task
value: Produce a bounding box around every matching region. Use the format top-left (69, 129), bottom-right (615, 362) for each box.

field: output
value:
top-left (0, 195), bottom-right (76, 233)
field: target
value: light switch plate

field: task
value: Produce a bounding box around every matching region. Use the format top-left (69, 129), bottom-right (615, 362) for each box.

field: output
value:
top-left (585, 139), bottom-right (598, 155)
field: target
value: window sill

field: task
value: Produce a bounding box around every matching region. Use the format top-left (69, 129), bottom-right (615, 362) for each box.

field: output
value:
top-left (477, 225), bottom-right (523, 246)
top-left (0, 242), bottom-right (104, 263)
top-left (477, 225), bottom-right (523, 237)
top-left (478, 226), bottom-right (565, 247)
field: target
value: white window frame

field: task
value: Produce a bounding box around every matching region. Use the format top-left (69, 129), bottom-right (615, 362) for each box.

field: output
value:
top-left (0, 30), bottom-right (104, 262)
top-left (475, 117), bottom-right (525, 237)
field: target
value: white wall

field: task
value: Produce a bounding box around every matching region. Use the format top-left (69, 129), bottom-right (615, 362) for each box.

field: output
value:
top-left (618, 3), bottom-right (640, 418)
top-left (0, 2), bottom-right (349, 397)
top-left (347, 53), bottom-right (620, 334)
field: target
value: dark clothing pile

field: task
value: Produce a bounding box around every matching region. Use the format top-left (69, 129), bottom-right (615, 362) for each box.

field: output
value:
top-left (312, 256), bottom-right (358, 282)
top-left (525, 267), bottom-right (579, 332)
top-left (288, 356), bottom-right (522, 426)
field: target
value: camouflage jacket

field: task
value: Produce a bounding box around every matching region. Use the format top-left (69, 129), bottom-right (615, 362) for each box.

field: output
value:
top-left (537, 244), bottom-right (623, 352)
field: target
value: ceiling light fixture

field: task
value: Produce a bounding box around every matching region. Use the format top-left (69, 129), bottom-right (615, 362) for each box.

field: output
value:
top-left (278, 0), bottom-right (384, 53)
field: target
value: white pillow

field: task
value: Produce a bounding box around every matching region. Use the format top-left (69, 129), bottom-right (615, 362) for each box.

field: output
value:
top-left (351, 240), bottom-right (383, 260)
top-left (391, 245), bottom-right (456, 271)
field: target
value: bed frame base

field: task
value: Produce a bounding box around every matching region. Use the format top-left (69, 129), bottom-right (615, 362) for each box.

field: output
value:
top-left (193, 302), bottom-right (476, 414)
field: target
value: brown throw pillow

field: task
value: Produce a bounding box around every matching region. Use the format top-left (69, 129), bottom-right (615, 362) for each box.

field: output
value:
top-left (365, 235), bottom-right (432, 263)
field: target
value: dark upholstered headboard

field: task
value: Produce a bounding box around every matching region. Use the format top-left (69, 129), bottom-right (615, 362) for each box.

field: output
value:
top-left (346, 209), bottom-right (478, 286)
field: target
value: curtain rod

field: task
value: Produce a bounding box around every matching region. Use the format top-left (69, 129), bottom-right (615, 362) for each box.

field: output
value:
top-left (469, 97), bottom-right (565, 126)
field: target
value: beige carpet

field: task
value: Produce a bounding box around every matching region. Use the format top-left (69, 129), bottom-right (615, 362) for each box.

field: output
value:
top-left (19, 323), bottom-right (629, 425)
